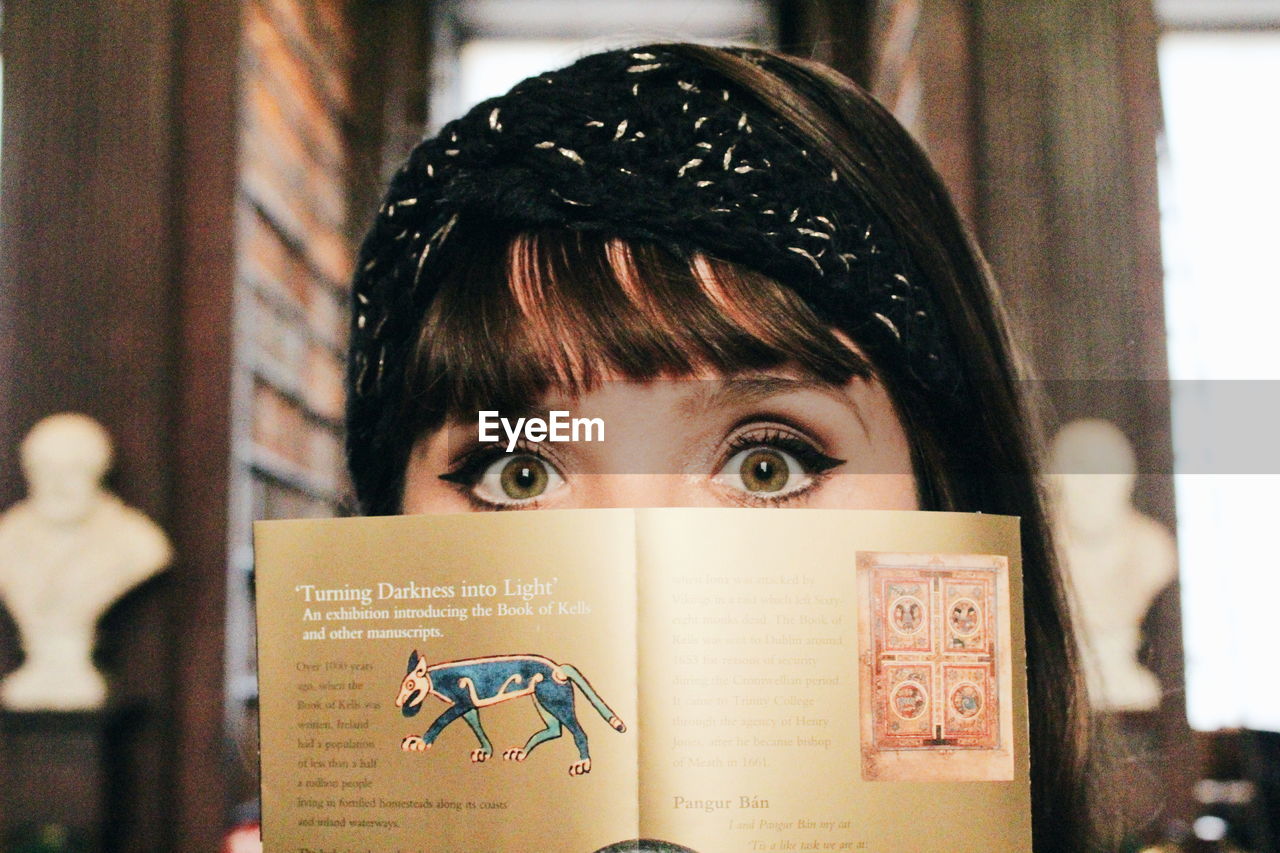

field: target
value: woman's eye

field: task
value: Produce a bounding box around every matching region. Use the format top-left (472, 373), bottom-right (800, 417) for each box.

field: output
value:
top-left (715, 445), bottom-right (808, 498)
top-left (738, 448), bottom-right (792, 493)
top-left (712, 430), bottom-right (846, 502)
top-left (474, 454), bottom-right (564, 505)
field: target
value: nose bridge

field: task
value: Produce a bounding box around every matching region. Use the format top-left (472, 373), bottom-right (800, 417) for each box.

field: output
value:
top-left (574, 379), bottom-right (691, 475)
top-left (573, 473), bottom-right (709, 509)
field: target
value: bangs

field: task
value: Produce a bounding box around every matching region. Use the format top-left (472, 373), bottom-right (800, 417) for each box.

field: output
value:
top-left (405, 226), bottom-right (872, 431)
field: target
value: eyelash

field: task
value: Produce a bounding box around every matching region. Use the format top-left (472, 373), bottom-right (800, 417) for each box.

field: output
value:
top-left (439, 442), bottom-right (554, 511)
top-left (438, 424), bottom-right (845, 509)
top-left (718, 426), bottom-right (845, 507)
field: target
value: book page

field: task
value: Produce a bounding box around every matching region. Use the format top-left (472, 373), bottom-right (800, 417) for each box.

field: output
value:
top-left (635, 509), bottom-right (1030, 853)
top-left (257, 509), bottom-right (1031, 852)
top-left (255, 510), bottom-right (640, 852)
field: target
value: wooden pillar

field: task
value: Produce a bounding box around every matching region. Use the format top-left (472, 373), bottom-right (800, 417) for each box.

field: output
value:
top-left (171, 4), bottom-right (240, 850)
top-left (776, 0), bottom-right (876, 87)
top-left (915, 0), bottom-right (979, 225)
top-left (0, 1), bottom-right (238, 850)
top-left (968, 0), bottom-right (1189, 845)
top-left (347, 0), bottom-right (435, 218)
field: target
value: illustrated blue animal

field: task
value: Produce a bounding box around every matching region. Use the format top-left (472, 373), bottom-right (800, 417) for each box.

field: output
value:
top-left (395, 651), bottom-right (627, 776)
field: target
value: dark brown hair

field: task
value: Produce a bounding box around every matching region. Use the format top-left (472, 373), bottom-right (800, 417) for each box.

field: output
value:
top-left (360, 44), bottom-right (1090, 851)
top-left (403, 228), bottom-right (875, 442)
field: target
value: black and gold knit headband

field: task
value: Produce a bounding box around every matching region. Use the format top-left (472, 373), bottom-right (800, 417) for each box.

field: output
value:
top-left (346, 44), bottom-right (957, 501)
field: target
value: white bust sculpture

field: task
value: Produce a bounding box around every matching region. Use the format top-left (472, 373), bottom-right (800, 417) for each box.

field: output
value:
top-left (1048, 418), bottom-right (1177, 712)
top-left (0, 413), bottom-right (172, 710)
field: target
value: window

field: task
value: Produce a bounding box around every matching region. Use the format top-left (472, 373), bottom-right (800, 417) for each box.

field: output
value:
top-left (1159, 13), bottom-right (1280, 732)
top-left (429, 0), bottom-right (775, 130)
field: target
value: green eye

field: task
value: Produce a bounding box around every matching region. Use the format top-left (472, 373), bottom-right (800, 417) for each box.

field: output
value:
top-left (499, 457), bottom-right (550, 500)
top-left (739, 448), bottom-right (790, 493)
top-left (441, 450), bottom-right (566, 509)
top-left (713, 428), bottom-right (845, 504)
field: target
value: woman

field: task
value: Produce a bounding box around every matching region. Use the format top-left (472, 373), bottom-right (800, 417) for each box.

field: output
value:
top-left (345, 43), bottom-right (1089, 850)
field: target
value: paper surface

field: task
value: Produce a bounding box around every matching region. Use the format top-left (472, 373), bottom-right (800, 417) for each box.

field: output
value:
top-left (255, 509), bottom-right (1031, 852)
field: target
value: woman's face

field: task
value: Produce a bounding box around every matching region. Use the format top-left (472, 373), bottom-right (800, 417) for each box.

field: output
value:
top-left (402, 367), bottom-right (918, 513)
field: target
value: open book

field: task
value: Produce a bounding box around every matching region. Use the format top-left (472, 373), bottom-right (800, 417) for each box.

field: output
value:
top-left (255, 509), bottom-right (1030, 852)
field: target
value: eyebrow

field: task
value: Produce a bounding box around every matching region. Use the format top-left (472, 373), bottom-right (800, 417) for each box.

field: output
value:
top-left (678, 375), bottom-right (871, 437)
top-left (441, 374), bottom-right (873, 451)
top-left (442, 403), bottom-right (551, 458)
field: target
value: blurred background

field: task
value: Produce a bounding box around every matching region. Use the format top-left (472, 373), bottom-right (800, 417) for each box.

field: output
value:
top-left (0, 0), bottom-right (1277, 850)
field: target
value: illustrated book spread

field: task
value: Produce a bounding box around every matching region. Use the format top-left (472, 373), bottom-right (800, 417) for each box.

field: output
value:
top-left (254, 509), bottom-right (1031, 852)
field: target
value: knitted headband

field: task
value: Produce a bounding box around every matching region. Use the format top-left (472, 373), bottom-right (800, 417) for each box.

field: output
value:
top-left (346, 44), bottom-right (958, 505)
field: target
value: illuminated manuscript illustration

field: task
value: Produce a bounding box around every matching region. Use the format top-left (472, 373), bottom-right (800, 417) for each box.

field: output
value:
top-left (857, 551), bottom-right (1015, 782)
top-left (395, 651), bottom-right (627, 776)
top-left (256, 511), bottom-right (1031, 852)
